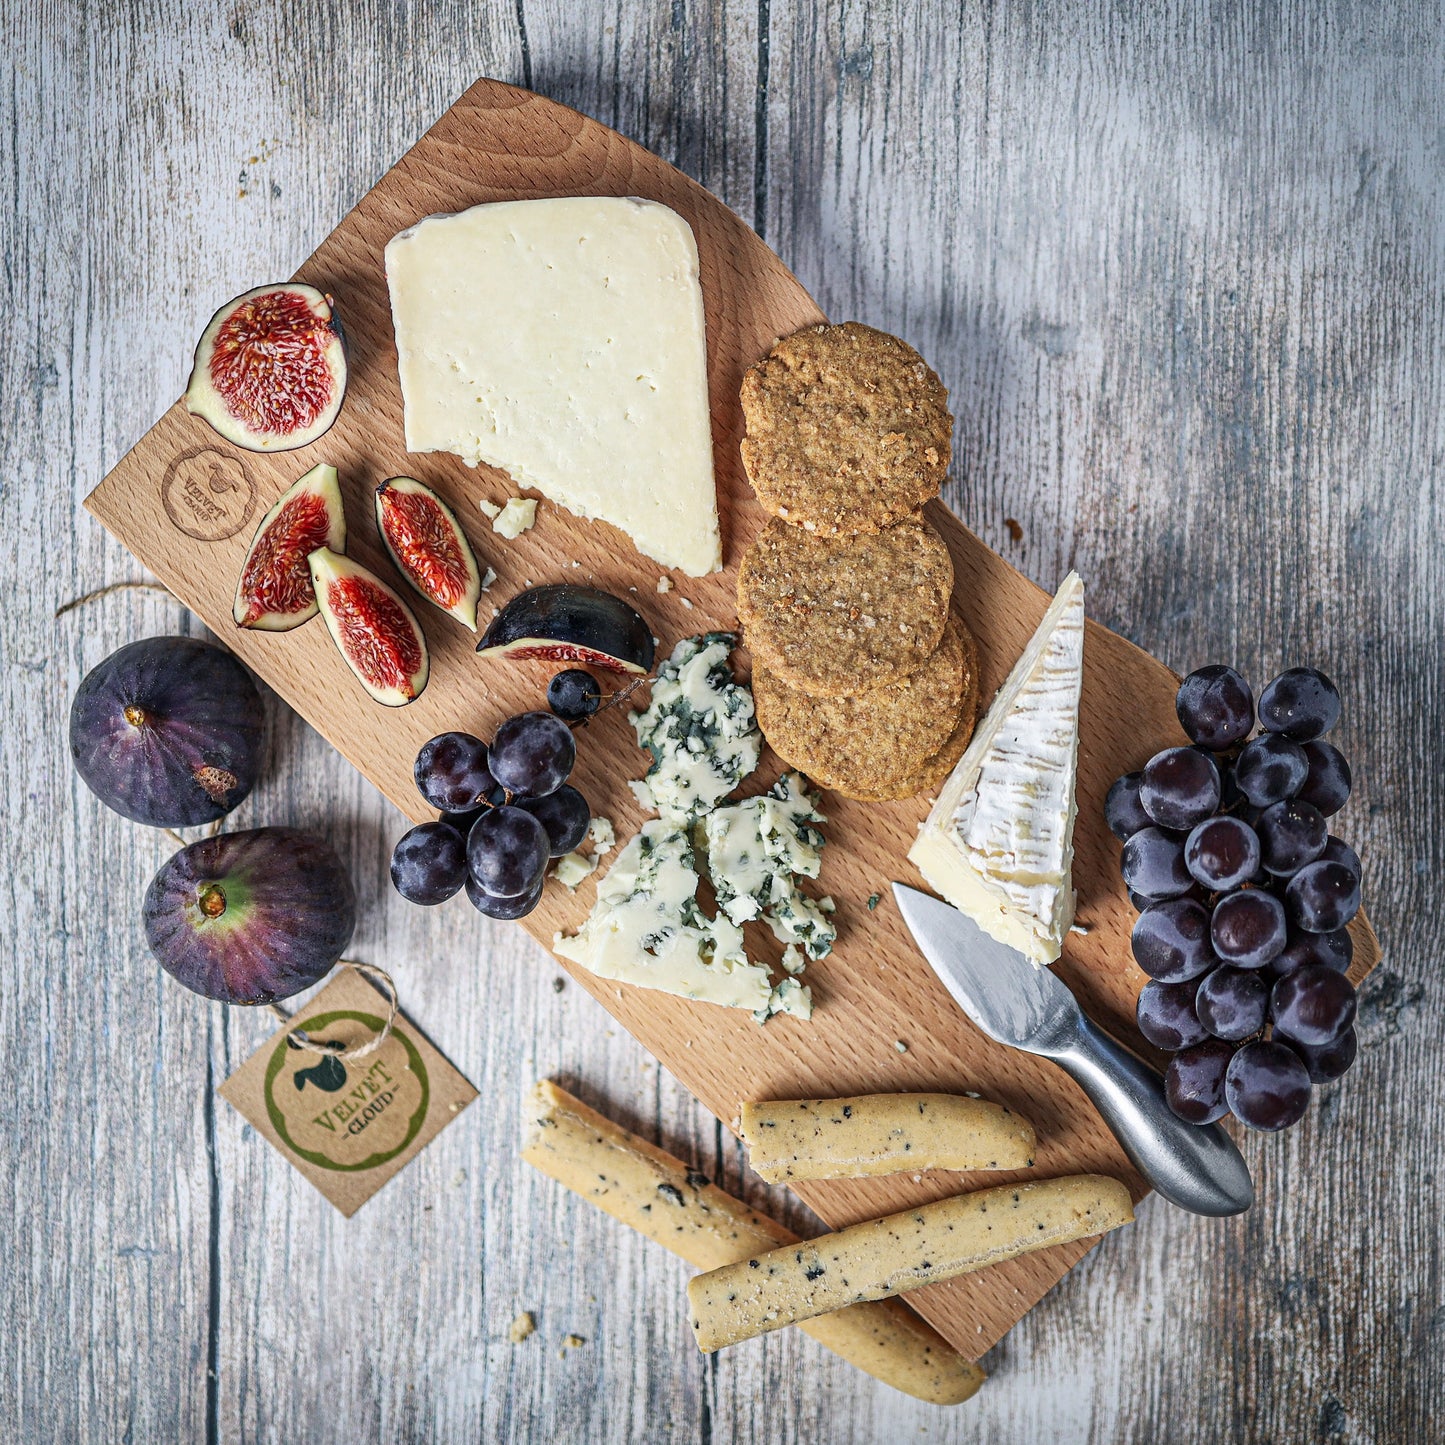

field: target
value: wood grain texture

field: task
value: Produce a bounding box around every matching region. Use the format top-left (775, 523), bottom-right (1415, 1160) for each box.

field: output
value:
top-left (4, 3), bottom-right (1441, 1443)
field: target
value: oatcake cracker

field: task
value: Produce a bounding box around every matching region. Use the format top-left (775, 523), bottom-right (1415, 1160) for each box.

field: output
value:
top-left (753, 616), bottom-right (979, 794)
top-left (740, 323), bottom-right (952, 535)
top-left (840, 675), bottom-right (982, 803)
top-left (738, 516), bottom-right (953, 697)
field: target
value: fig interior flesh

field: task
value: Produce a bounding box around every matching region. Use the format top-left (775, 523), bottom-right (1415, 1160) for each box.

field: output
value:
top-left (234, 463), bottom-right (346, 630)
top-left (375, 476), bottom-right (483, 630)
top-left (476, 584), bottom-right (655, 675)
top-left (308, 547), bottom-right (430, 706)
top-left (69, 636), bottom-right (266, 827)
top-left (143, 827), bottom-right (356, 1004)
top-left (185, 283), bottom-right (348, 452)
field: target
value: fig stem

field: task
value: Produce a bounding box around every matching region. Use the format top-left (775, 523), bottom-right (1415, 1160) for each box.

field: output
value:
top-left (583, 671), bottom-right (652, 728)
top-left (198, 883), bottom-right (228, 920)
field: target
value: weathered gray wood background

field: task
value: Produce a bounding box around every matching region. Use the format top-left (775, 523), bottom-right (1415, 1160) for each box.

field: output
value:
top-left (4, 3), bottom-right (1441, 1441)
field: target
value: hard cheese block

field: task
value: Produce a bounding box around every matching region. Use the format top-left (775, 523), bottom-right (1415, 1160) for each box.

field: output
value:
top-left (910, 572), bottom-right (1085, 964)
top-left (385, 195), bottom-right (722, 576)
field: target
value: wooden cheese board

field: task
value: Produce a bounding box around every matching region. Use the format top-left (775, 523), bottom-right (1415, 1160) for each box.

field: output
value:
top-left (85, 76), bottom-right (1380, 1360)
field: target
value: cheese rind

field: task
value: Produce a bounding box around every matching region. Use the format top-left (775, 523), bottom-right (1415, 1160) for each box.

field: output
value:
top-left (740, 1093), bottom-right (1037, 1184)
top-left (909, 573), bottom-right (1085, 964)
top-left (385, 196), bottom-right (721, 575)
top-left (687, 1174), bottom-right (1134, 1352)
top-left (521, 1080), bottom-right (985, 1404)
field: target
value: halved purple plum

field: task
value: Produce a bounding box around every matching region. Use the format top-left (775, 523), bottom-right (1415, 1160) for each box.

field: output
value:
top-left (143, 827), bottom-right (356, 1004)
top-left (70, 636), bottom-right (266, 827)
top-left (476, 584), bottom-right (654, 675)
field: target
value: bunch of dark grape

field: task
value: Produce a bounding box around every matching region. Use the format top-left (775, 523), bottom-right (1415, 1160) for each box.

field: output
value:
top-left (389, 696), bottom-right (591, 919)
top-left (1106, 665), bottom-right (1361, 1132)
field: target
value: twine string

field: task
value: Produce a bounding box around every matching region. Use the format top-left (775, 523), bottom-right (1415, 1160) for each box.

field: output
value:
top-left (55, 579), bottom-right (181, 618)
top-left (266, 961), bottom-right (399, 1062)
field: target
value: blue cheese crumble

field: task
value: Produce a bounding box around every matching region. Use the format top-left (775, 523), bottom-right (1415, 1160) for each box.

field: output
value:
top-left (630, 633), bottom-right (761, 822)
top-left (703, 772), bottom-right (837, 961)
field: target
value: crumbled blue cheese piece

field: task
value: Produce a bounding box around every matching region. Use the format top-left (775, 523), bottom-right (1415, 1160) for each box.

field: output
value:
top-left (630, 633), bottom-right (761, 822)
top-left (702, 772), bottom-right (836, 960)
top-left (553, 851), bottom-right (600, 889)
top-left (752, 977), bottom-right (814, 1025)
top-left (587, 815), bottom-right (616, 854)
top-left (555, 822), bottom-right (774, 1012)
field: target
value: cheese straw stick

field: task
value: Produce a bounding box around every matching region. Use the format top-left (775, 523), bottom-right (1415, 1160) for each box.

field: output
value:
top-left (687, 1174), bottom-right (1134, 1353)
top-left (741, 1093), bottom-right (1036, 1183)
top-left (521, 1079), bottom-right (985, 1405)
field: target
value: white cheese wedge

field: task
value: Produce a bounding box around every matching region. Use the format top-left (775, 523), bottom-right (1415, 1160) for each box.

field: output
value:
top-left (909, 572), bottom-right (1085, 965)
top-left (385, 197), bottom-right (721, 576)
top-left (555, 822), bottom-right (774, 1013)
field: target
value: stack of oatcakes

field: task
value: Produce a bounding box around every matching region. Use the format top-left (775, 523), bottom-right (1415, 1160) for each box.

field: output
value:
top-left (736, 322), bottom-right (980, 802)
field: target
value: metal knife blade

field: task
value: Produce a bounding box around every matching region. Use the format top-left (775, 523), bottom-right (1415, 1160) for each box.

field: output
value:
top-left (892, 881), bottom-right (1254, 1217)
top-left (892, 883), bottom-right (1082, 1053)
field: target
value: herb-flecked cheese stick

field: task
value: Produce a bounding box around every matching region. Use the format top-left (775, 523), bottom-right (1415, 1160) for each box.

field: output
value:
top-left (521, 1079), bottom-right (984, 1404)
top-left (687, 1174), bottom-right (1134, 1353)
top-left (740, 1094), bottom-right (1036, 1183)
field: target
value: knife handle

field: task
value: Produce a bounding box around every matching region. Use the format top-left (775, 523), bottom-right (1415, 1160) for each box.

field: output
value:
top-left (1047, 1015), bottom-right (1254, 1217)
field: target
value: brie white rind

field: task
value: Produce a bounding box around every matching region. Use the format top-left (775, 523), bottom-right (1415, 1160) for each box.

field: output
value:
top-left (909, 572), bottom-right (1085, 965)
top-left (385, 196), bottom-right (722, 576)
top-left (555, 821), bottom-right (774, 1013)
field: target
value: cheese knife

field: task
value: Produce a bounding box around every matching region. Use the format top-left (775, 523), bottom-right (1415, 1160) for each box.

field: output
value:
top-left (892, 883), bottom-right (1254, 1217)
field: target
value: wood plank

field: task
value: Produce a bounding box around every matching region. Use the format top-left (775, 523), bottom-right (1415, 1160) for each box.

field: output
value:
top-left (82, 73), bottom-right (1380, 1361)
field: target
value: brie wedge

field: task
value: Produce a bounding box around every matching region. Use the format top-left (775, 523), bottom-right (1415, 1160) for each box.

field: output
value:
top-left (385, 196), bottom-right (721, 576)
top-left (909, 572), bottom-right (1085, 965)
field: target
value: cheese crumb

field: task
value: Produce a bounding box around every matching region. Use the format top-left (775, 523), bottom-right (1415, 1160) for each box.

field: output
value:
top-left (508, 1312), bottom-right (535, 1343)
top-left (553, 851), bottom-right (599, 889)
top-left (656, 576), bottom-right (673, 593)
top-left (587, 815), bottom-right (616, 854)
top-left (895, 1040), bottom-right (909, 1054)
top-left (480, 566), bottom-right (498, 591)
top-left (478, 497), bottom-right (502, 519)
top-left (680, 597), bottom-right (694, 610)
top-left (492, 498), bottom-right (538, 539)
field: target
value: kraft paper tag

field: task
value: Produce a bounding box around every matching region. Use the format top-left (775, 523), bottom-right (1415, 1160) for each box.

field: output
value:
top-left (219, 967), bottom-right (477, 1216)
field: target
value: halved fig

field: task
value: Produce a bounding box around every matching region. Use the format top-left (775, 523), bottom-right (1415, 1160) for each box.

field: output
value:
top-left (375, 476), bottom-right (483, 630)
top-left (185, 283), bottom-right (348, 452)
top-left (308, 547), bottom-right (429, 706)
top-left (476, 584), bottom-right (655, 675)
top-left (234, 463), bottom-right (346, 629)
top-left (143, 827), bottom-right (356, 1004)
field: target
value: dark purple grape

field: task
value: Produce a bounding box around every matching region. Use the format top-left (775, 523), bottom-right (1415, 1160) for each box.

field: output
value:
top-left (1234, 733), bottom-right (1309, 807)
top-left (1269, 926), bottom-right (1352, 979)
top-left (1320, 836), bottom-right (1361, 882)
top-left (1140, 747), bottom-right (1221, 831)
top-left (1128, 889), bottom-right (1155, 911)
top-left (1105, 772), bottom-right (1153, 841)
top-left (1136, 978), bottom-right (1209, 1051)
top-left (1277, 1026), bottom-right (1357, 1083)
top-left (466, 804), bottom-right (551, 897)
top-left (1284, 860), bottom-right (1360, 933)
top-left (1196, 965), bottom-right (1269, 1042)
top-left (488, 711), bottom-right (577, 798)
top-left (390, 821), bottom-right (468, 905)
top-left (1166, 1040), bottom-right (1236, 1124)
top-left (519, 784), bottom-right (590, 857)
top-left (1270, 964), bottom-right (1357, 1047)
top-left (1258, 667), bottom-right (1340, 741)
top-left (464, 872), bottom-right (544, 920)
top-left (1184, 815), bottom-right (1261, 891)
top-left (1225, 1040), bottom-right (1311, 1131)
top-left (547, 668), bottom-right (602, 722)
top-left (1297, 740), bottom-right (1351, 816)
top-left (1256, 798), bottom-right (1327, 877)
top-left (441, 806), bottom-right (488, 840)
top-left (1121, 826), bottom-right (1193, 899)
top-left (1175, 665), bottom-right (1255, 750)
top-left (1131, 899), bottom-right (1216, 982)
top-left (1210, 889), bottom-right (1287, 968)
top-left (415, 732), bottom-right (497, 812)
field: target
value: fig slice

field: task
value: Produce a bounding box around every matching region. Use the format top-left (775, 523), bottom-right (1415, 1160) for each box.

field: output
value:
top-left (375, 476), bottom-right (483, 630)
top-left (143, 827), bottom-right (356, 1004)
top-left (476, 584), bottom-right (655, 675)
top-left (185, 283), bottom-right (348, 452)
top-left (233, 463), bottom-right (346, 630)
top-left (308, 547), bottom-right (430, 706)
top-left (69, 636), bottom-right (266, 827)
